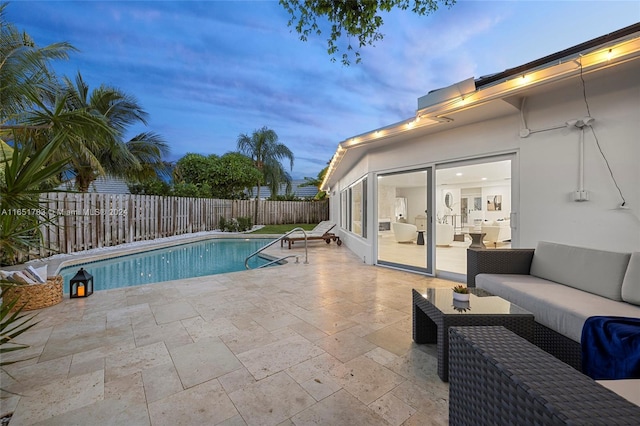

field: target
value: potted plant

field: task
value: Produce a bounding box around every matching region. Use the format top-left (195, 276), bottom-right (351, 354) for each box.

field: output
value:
top-left (452, 285), bottom-right (470, 302)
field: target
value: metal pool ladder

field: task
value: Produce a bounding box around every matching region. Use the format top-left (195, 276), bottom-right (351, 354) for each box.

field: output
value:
top-left (244, 227), bottom-right (309, 269)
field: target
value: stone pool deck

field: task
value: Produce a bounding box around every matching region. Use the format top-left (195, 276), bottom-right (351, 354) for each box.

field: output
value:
top-left (1, 239), bottom-right (455, 425)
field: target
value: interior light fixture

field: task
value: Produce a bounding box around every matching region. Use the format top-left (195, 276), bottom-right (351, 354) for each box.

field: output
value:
top-left (606, 48), bottom-right (613, 61)
top-left (456, 172), bottom-right (463, 176)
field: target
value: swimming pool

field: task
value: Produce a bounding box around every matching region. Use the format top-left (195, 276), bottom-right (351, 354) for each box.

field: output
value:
top-left (59, 238), bottom-right (273, 292)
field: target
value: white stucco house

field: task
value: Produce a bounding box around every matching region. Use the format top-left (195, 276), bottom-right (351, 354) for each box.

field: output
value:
top-left (321, 23), bottom-right (640, 282)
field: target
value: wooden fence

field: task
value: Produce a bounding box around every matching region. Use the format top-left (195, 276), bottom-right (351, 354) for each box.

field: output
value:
top-left (35, 192), bottom-right (328, 257)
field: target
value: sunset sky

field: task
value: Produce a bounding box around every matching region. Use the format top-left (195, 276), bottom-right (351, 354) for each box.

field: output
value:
top-left (7, 1), bottom-right (639, 178)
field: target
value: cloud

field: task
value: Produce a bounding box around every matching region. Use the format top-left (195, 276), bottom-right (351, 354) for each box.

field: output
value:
top-left (8, 0), bottom-right (640, 179)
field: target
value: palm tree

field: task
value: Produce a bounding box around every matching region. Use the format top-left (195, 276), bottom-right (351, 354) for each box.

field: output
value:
top-left (237, 126), bottom-right (294, 224)
top-left (264, 162), bottom-right (293, 199)
top-left (0, 3), bottom-right (76, 127)
top-left (1, 5), bottom-right (116, 190)
top-left (300, 166), bottom-right (328, 200)
top-left (59, 73), bottom-right (169, 191)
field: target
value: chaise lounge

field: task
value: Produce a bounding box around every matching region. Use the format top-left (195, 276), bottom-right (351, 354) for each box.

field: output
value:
top-left (281, 221), bottom-right (341, 249)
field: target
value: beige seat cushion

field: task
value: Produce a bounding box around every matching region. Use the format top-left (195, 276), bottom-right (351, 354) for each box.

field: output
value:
top-left (597, 380), bottom-right (640, 407)
top-left (477, 273), bottom-right (640, 342)
top-left (621, 252), bottom-right (640, 305)
top-left (530, 241), bottom-right (630, 301)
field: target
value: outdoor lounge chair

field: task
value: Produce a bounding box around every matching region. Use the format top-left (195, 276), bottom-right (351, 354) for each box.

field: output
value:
top-left (281, 221), bottom-right (342, 249)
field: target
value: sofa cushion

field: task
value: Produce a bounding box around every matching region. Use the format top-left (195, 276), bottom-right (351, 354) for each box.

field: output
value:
top-left (621, 252), bottom-right (640, 305)
top-left (529, 241), bottom-right (630, 301)
top-left (476, 273), bottom-right (640, 342)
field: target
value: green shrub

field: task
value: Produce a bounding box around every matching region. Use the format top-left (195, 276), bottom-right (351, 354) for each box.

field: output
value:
top-left (226, 218), bottom-right (240, 232)
top-left (237, 216), bottom-right (253, 232)
top-left (218, 216), bottom-right (252, 232)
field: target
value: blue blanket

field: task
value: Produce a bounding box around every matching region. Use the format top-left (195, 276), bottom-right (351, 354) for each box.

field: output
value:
top-left (581, 316), bottom-right (640, 380)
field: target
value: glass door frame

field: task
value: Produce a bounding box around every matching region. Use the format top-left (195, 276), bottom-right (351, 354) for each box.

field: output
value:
top-left (434, 153), bottom-right (517, 281)
top-left (375, 167), bottom-right (433, 275)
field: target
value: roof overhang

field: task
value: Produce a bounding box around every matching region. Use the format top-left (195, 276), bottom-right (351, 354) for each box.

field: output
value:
top-left (321, 24), bottom-right (640, 192)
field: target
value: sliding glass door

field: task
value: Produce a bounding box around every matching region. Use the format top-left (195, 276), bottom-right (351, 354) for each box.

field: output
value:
top-left (434, 156), bottom-right (514, 278)
top-left (376, 168), bottom-right (432, 274)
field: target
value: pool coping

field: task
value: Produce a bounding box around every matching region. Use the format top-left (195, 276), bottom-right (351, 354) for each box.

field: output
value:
top-left (18, 232), bottom-right (284, 276)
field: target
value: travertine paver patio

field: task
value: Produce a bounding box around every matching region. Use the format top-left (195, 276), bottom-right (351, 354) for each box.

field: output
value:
top-left (1, 241), bottom-right (455, 425)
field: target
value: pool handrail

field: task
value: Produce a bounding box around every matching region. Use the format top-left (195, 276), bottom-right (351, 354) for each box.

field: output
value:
top-left (244, 227), bottom-right (309, 269)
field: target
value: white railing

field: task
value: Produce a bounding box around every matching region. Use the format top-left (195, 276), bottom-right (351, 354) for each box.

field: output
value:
top-left (244, 227), bottom-right (309, 269)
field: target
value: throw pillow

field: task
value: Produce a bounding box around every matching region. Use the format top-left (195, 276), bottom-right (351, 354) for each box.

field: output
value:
top-left (35, 265), bottom-right (48, 281)
top-left (26, 265), bottom-right (47, 283)
top-left (0, 270), bottom-right (15, 282)
top-left (11, 270), bottom-right (35, 285)
top-left (22, 268), bottom-right (40, 283)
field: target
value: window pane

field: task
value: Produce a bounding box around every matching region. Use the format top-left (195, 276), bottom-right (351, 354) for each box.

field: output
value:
top-left (341, 190), bottom-right (348, 229)
top-left (351, 181), bottom-right (363, 236)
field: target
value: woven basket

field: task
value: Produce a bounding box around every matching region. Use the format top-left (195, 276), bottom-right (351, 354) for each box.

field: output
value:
top-left (3, 275), bottom-right (63, 311)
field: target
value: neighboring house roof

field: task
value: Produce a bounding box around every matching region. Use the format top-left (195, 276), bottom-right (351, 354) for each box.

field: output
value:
top-left (247, 179), bottom-right (318, 199)
top-left (322, 22), bottom-right (640, 191)
top-left (58, 176), bottom-right (131, 194)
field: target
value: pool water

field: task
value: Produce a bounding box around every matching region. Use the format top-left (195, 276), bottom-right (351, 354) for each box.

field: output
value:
top-left (60, 238), bottom-right (273, 292)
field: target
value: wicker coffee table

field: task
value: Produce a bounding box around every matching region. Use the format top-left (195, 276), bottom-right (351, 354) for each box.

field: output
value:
top-left (412, 288), bottom-right (534, 382)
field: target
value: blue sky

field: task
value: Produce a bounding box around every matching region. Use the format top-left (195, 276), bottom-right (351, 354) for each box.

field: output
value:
top-left (6, 1), bottom-right (639, 179)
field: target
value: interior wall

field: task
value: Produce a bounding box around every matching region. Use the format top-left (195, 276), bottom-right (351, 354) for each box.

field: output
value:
top-left (482, 184), bottom-right (511, 222)
top-left (435, 184), bottom-right (511, 223)
top-left (396, 187), bottom-right (426, 225)
top-left (377, 184), bottom-right (395, 222)
top-left (435, 187), bottom-right (461, 223)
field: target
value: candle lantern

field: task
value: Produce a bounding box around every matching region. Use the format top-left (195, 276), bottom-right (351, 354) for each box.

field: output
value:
top-left (70, 268), bottom-right (94, 298)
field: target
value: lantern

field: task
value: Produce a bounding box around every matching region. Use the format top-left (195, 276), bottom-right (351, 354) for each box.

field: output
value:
top-left (70, 268), bottom-right (93, 298)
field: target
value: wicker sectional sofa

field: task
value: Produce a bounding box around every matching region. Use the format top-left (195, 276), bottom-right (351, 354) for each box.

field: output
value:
top-left (449, 326), bottom-right (640, 425)
top-left (466, 241), bottom-right (640, 370)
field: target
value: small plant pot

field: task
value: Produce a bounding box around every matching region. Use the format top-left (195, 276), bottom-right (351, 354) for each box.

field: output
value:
top-left (453, 292), bottom-right (470, 302)
top-left (452, 300), bottom-right (471, 312)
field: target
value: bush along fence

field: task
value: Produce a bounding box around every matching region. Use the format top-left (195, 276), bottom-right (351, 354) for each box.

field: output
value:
top-left (26, 192), bottom-right (328, 258)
